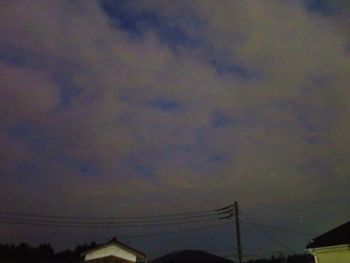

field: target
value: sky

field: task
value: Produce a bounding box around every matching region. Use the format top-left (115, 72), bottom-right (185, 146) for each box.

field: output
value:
top-left (0, 0), bottom-right (350, 260)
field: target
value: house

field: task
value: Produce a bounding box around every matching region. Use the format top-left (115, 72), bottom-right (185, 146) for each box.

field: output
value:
top-left (83, 237), bottom-right (146, 263)
top-left (150, 250), bottom-right (234, 263)
top-left (306, 221), bottom-right (350, 263)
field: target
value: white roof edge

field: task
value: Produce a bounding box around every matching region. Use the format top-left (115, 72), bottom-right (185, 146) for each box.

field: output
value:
top-left (307, 244), bottom-right (350, 253)
top-left (83, 242), bottom-right (145, 258)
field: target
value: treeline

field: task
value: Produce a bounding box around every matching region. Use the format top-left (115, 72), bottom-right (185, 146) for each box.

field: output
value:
top-left (0, 242), bottom-right (314, 263)
top-left (246, 254), bottom-right (314, 263)
top-left (0, 242), bottom-right (98, 263)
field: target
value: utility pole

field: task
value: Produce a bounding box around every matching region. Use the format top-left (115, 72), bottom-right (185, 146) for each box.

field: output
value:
top-left (234, 201), bottom-right (242, 263)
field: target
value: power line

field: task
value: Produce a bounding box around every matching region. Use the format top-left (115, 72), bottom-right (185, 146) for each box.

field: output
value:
top-left (0, 216), bottom-right (233, 228)
top-left (0, 205), bottom-right (232, 221)
top-left (0, 212), bottom-right (229, 225)
top-left (0, 219), bottom-right (127, 229)
top-left (241, 221), bottom-right (315, 237)
top-left (222, 254), bottom-right (262, 258)
top-left (0, 205), bottom-right (234, 228)
top-left (120, 221), bottom-right (232, 238)
top-left (240, 213), bottom-right (296, 254)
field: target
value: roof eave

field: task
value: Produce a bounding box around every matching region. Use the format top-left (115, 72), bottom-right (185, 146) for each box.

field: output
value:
top-left (82, 241), bottom-right (146, 258)
top-left (306, 244), bottom-right (350, 253)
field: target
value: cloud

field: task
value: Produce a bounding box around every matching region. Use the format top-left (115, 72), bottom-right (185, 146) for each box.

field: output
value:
top-left (0, 0), bottom-right (349, 253)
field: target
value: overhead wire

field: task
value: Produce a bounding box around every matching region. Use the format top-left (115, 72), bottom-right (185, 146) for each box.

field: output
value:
top-left (240, 212), bottom-right (297, 254)
top-left (0, 205), bottom-right (232, 220)
top-left (241, 221), bottom-right (315, 237)
top-left (0, 212), bottom-right (229, 224)
top-left (0, 217), bottom-right (233, 228)
top-left (120, 221), bottom-right (232, 238)
top-left (0, 205), bottom-right (234, 228)
top-left (0, 204), bottom-right (315, 260)
top-left (0, 203), bottom-right (308, 254)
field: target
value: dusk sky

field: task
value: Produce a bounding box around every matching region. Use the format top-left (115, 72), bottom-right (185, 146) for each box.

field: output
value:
top-left (0, 0), bottom-right (350, 260)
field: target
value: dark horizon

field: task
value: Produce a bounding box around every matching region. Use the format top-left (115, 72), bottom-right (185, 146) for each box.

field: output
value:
top-left (0, 240), bottom-right (314, 262)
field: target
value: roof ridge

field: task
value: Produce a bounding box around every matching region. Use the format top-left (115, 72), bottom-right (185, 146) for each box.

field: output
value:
top-left (306, 220), bottom-right (350, 249)
top-left (82, 237), bottom-right (146, 258)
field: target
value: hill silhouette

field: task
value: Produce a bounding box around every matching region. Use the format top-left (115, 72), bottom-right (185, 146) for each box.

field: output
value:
top-left (151, 250), bottom-right (234, 263)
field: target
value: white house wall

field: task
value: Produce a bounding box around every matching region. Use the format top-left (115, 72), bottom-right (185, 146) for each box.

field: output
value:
top-left (85, 244), bottom-right (137, 262)
top-left (310, 245), bottom-right (350, 263)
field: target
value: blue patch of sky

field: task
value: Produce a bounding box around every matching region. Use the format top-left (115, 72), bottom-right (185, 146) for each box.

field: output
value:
top-left (240, 113), bottom-right (258, 128)
top-left (7, 123), bottom-right (54, 183)
top-left (13, 160), bottom-right (47, 189)
top-left (159, 24), bottom-right (200, 49)
top-left (193, 127), bottom-right (207, 145)
top-left (99, 0), bottom-right (200, 49)
top-left (295, 108), bottom-right (331, 132)
top-left (150, 98), bottom-right (180, 112)
top-left (57, 155), bottom-right (102, 176)
top-left (157, 144), bottom-right (193, 160)
top-left (54, 72), bottom-right (83, 109)
top-left (305, 136), bottom-right (321, 145)
top-left (210, 111), bottom-right (235, 128)
top-left (303, 0), bottom-right (341, 16)
top-left (7, 122), bottom-right (51, 153)
top-left (193, 127), bottom-right (234, 155)
top-left (7, 121), bottom-right (65, 157)
top-left (209, 108), bottom-right (261, 131)
top-left (117, 87), bottom-right (134, 102)
top-left (16, 161), bottom-right (44, 177)
top-left (208, 154), bottom-right (225, 162)
top-left (116, 112), bottom-right (131, 127)
top-left (101, 0), bottom-right (264, 78)
top-left (43, 57), bottom-right (88, 110)
top-left (209, 59), bottom-right (257, 79)
top-left (211, 109), bottom-right (261, 129)
top-left (135, 163), bottom-right (153, 177)
top-left (59, 85), bottom-right (81, 108)
top-left (77, 160), bottom-right (101, 176)
top-left (7, 121), bottom-right (41, 142)
top-left (298, 116), bottom-right (320, 131)
top-left (0, 46), bottom-right (26, 66)
top-left (123, 155), bottom-right (153, 177)
top-left (2, 42), bottom-right (44, 68)
top-left (0, 42), bottom-right (83, 110)
top-left (0, 42), bottom-right (60, 68)
top-left (101, 0), bottom-right (157, 36)
top-left (184, 152), bottom-right (229, 172)
top-left (7, 121), bottom-right (43, 151)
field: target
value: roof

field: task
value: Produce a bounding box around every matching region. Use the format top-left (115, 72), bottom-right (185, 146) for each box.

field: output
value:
top-left (82, 237), bottom-right (146, 258)
top-left (306, 221), bottom-right (350, 249)
top-left (151, 250), bottom-right (234, 263)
